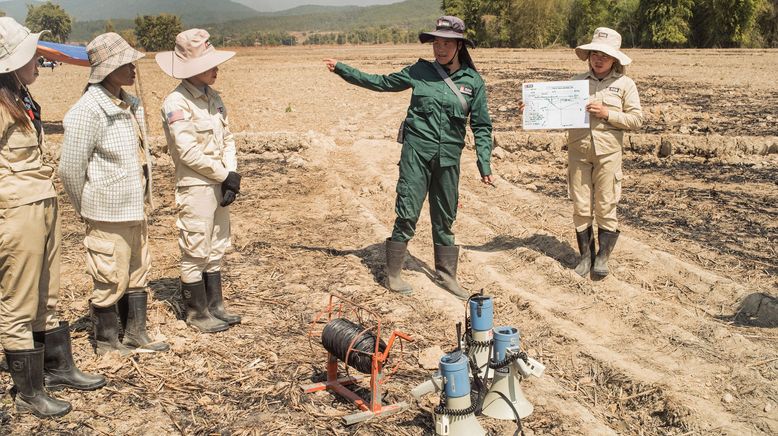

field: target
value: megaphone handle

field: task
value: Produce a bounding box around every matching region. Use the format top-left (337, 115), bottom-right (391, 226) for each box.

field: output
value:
top-left (455, 322), bottom-right (462, 351)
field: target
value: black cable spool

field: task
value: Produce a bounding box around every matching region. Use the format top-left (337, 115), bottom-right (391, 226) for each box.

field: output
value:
top-left (321, 318), bottom-right (387, 374)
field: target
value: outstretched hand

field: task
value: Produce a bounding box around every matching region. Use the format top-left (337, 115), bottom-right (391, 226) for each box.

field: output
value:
top-left (323, 58), bottom-right (337, 72)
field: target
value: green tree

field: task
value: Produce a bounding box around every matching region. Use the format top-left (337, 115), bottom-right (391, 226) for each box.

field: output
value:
top-left (756, 0), bottom-right (777, 46)
top-left (441, 0), bottom-right (491, 44)
top-left (637, 0), bottom-right (694, 47)
top-left (25, 1), bottom-right (72, 43)
top-left (691, 0), bottom-right (762, 47)
top-left (120, 28), bottom-right (137, 47)
top-left (613, 0), bottom-right (640, 47)
top-left (566, 0), bottom-right (614, 46)
top-left (134, 14), bottom-right (182, 51)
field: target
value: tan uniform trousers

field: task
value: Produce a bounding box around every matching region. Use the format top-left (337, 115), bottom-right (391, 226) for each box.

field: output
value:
top-left (568, 142), bottom-right (623, 232)
top-left (0, 199), bottom-right (60, 349)
top-left (175, 184), bottom-right (230, 283)
top-left (84, 219), bottom-right (150, 308)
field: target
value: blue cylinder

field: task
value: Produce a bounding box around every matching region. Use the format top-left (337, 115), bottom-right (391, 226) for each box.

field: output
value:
top-left (492, 326), bottom-right (520, 362)
top-left (469, 295), bottom-right (493, 332)
top-left (439, 352), bottom-right (471, 398)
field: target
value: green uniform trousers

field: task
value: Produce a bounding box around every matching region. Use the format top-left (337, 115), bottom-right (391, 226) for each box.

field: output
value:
top-left (391, 145), bottom-right (459, 246)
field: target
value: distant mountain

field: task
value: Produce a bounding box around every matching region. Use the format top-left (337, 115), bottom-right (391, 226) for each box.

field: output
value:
top-left (208, 0), bottom-right (440, 34)
top-left (234, 0), bottom-right (400, 13)
top-left (0, 0), bottom-right (261, 25)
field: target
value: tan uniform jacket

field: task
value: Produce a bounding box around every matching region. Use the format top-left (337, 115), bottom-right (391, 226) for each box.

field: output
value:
top-left (0, 107), bottom-right (55, 209)
top-left (161, 80), bottom-right (237, 187)
top-left (567, 70), bottom-right (643, 155)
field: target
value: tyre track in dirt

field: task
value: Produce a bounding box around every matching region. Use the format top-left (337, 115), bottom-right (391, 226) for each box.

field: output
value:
top-left (312, 121), bottom-right (776, 434)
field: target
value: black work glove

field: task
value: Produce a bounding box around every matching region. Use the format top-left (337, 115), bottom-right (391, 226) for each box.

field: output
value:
top-left (220, 189), bottom-right (237, 207)
top-left (222, 171), bottom-right (241, 193)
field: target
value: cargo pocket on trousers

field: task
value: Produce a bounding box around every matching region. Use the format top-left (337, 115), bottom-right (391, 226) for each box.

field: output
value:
top-left (84, 235), bottom-right (118, 284)
top-left (614, 171), bottom-right (623, 203)
top-left (176, 216), bottom-right (209, 258)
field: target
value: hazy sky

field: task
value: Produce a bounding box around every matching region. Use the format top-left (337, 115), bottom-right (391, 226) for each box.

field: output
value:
top-left (0, 0), bottom-right (407, 14)
top-left (233, 0), bottom-right (403, 13)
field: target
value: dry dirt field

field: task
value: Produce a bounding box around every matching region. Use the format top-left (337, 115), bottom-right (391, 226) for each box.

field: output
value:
top-left (1, 45), bottom-right (776, 435)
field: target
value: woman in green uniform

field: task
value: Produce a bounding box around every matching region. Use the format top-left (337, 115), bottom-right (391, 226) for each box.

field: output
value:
top-left (324, 16), bottom-right (493, 299)
top-left (0, 17), bottom-right (105, 418)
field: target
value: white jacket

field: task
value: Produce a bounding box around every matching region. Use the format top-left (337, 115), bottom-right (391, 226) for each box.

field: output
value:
top-left (60, 85), bottom-right (153, 222)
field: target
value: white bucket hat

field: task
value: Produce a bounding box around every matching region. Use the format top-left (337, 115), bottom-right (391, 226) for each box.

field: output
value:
top-left (155, 29), bottom-right (234, 79)
top-left (0, 17), bottom-right (48, 74)
top-left (575, 27), bottom-right (632, 66)
top-left (87, 32), bottom-right (144, 84)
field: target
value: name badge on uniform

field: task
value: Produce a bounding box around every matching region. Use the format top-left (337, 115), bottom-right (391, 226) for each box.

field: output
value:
top-left (459, 86), bottom-right (473, 96)
top-left (608, 87), bottom-right (620, 93)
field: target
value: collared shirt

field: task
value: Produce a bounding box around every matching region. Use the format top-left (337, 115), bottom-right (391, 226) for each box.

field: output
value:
top-left (0, 105), bottom-right (55, 209)
top-left (567, 69), bottom-right (643, 156)
top-left (335, 59), bottom-right (493, 176)
top-left (161, 79), bottom-right (236, 187)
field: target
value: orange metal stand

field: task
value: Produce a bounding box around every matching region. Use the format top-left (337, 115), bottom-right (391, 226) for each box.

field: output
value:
top-left (302, 293), bottom-right (413, 425)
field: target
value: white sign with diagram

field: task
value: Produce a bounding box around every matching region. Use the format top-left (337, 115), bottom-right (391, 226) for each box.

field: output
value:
top-left (522, 80), bottom-right (590, 130)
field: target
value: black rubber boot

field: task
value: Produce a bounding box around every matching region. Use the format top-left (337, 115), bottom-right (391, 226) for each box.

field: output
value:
top-left (384, 238), bottom-right (413, 295)
top-left (5, 345), bottom-right (72, 418)
top-left (203, 272), bottom-right (241, 325)
top-left (574, 227), bottom-right (596, 277)
top-left (119, 292), bottom-right (170, 352)
top-left (434, 244), bottom-right (468, 300)
top-left (91, 304), bottom-right (132, 356)
top-left (181, 280), bottom-right (229, 333)
top-left (593, 228), bottom-right (620, 277)
top-left (32, 321), bottom-right (106, 391)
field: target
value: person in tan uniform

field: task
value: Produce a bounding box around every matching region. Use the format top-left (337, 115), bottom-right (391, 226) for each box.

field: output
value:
top-left (567, 28), bottom-right (643, 277)
top-left (0, 17), bottom-right (105, 418)
top-left (60, 33), bottom-right (169, 355)
top-left (156, 29), bottom-right (241, 333)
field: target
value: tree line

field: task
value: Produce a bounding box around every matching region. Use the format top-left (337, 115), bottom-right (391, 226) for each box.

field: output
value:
top-left (10, 0), bottom-right (777, 49)
top-left (442, 0), bottom-right (778, 48)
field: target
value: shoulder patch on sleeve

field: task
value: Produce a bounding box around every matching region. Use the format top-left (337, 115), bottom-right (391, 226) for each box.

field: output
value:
top-left (166, 110), bottom-right (185, 125)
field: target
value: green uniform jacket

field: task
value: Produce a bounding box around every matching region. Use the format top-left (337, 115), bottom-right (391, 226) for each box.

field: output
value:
top-left (334, 59), bottom-right (493, 176)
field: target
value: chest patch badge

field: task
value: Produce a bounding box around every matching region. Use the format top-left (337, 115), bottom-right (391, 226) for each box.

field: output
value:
top-left (459, 86), bottom-right (473, 96)
top-left (608, 87), bottom-right (620, 93)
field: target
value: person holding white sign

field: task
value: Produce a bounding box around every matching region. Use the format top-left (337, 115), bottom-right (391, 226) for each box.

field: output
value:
top-left (567, 27), bottom-right (643, 278)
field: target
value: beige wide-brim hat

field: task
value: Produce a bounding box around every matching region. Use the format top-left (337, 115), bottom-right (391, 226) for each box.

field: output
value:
top-left (575, 27), bottom-right (632, 66)
top-left (0, 17), bottom-right (49, 73)
top-left (87, 32), bottom-right (144, 84)
top-left (155, 29), bottom-right (234, 79)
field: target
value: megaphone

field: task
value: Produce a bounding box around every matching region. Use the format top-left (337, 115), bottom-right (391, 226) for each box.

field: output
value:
top-left (481, 326), bottom-right (544, 420)
top-left (412, 351), bottom-right (486, 436)
top-left (465, 293), bottom-right (493, 379)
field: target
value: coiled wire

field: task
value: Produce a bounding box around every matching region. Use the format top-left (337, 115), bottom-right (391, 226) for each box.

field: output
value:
top-left (321, 318), bottom-right (386, 374)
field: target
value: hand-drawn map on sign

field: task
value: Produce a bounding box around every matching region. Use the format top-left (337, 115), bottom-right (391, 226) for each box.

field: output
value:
top-left (522, 80), bottom-right (589, 130)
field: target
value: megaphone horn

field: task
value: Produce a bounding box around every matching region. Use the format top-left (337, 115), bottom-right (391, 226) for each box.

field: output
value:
top-left (481, 326), bottom-right (535, 420)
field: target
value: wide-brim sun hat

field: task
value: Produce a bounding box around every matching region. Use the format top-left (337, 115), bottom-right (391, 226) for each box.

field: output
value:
top-left (0, 17), bottom-right (49, 73)
top-left (155, 29), bottom-right (234, 79)
top-left (419, 16), bottom-right (475, 48)
top-left (575, 27), bottom-right (631, 66)
top-left (87, 32), bottom-right (144, 84)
